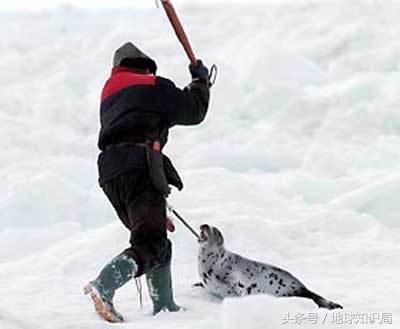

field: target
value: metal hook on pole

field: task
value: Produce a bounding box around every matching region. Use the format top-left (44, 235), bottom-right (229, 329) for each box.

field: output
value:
top-left (209, 64), bottom-right (218, 88)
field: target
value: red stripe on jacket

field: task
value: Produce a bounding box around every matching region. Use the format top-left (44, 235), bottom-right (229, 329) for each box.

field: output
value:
top-left (101, 67), bottom-right (156, 102)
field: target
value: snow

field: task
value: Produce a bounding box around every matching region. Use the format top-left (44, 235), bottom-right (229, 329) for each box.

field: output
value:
top-left (1, 1), bottom-right (399, 328)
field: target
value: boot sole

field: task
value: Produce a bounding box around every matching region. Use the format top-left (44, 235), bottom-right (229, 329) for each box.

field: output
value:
top-left (84, 283), bottom-right (123, 323)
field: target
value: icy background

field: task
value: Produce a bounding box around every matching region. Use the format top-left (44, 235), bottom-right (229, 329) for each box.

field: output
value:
top-left (1, 1), bottom-right (399, 328)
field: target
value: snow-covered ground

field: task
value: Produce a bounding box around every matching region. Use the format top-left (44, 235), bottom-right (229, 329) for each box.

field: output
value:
top-left (1, 1), bottom-right (400, 328)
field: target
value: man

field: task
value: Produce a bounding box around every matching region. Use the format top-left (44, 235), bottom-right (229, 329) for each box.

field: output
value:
top-left (84, 42), bottom-right (210, 323)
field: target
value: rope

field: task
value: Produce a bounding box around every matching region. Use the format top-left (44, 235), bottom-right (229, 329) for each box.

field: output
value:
top-left (135, 278), bottom-right (143, 309)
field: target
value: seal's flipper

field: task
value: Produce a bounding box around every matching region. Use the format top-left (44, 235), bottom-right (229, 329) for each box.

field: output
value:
top-left (193, 282), bottom-right (204, 288)
top-left (320, 299), bottom-right (343, 310)
top-left (301, 288), bottom-right (343, 310)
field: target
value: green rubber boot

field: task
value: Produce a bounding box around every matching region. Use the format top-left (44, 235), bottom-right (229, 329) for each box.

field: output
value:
top-left (146, 263), bottom-right (181, 315)
top-left (84, 253), bottom-right (138, 323)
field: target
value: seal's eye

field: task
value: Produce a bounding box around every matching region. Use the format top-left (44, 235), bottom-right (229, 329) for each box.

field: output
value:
top-left (200, 224), bottom-right (210, 231)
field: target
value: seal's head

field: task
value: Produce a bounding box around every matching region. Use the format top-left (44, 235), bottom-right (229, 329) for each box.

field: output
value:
top-left (199, 224), bottom-right (224, 248)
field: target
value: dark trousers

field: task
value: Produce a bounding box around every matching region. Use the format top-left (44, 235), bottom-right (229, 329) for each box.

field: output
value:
top-left (102, 170), bottom-right (172, 277)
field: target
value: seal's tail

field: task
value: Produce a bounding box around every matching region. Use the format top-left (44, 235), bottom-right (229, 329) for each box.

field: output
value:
top-left (300, 288), bottom-right (343, 310)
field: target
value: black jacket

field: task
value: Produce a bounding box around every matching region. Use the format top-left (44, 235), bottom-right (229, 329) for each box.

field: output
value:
top-left (97, 66), bottom-right (210, 186)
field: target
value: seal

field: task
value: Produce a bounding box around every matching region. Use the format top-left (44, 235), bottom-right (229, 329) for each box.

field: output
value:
top-left (197, 224), bottom-right (343, 310)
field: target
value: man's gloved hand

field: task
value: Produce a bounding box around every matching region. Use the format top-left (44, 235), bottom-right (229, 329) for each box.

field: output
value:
top-left (166, 217), bottom-right (175, 233)
top-left (189, 60), bottom-right (209, 84)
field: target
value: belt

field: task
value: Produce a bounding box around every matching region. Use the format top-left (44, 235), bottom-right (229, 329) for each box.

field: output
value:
top-left (134, 141), bottom-right (161, 151)
top-left (106, 140), bottom-right (161, 151)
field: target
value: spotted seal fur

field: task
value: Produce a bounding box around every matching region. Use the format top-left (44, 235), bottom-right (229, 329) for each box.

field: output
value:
top-left (197, 224), bottom-right (342, 310)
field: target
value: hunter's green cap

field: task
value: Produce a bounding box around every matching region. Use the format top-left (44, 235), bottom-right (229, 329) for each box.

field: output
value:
top-left (113, 42), bottom-right (157, 74)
